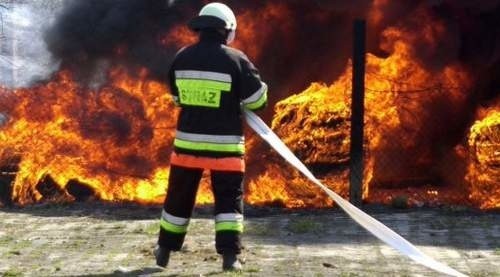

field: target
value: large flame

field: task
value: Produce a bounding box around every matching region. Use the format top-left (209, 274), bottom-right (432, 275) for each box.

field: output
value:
top-left (1, 2), bottom-right (498, 209)
top-left (0, 3), bottom-right (290, 206)
top-left (246, 9), bottom-right (475, 208)
top-left (1, 68), bottom-right (174, 205)
top-left (467, 104), bottom-right (500, 209)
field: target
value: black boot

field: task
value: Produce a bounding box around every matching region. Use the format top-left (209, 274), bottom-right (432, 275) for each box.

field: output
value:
top-left (154, 245), bottom-right (170, 268)
top-left (222, 252), bottom-right (242, 271)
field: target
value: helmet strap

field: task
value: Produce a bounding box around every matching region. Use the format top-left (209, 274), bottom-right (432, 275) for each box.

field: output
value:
top-left (227, 30), bottom-right (236, 45)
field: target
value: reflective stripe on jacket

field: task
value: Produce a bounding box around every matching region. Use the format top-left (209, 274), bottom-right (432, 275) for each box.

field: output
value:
top-left (168, 30), bottom-right (267, 158)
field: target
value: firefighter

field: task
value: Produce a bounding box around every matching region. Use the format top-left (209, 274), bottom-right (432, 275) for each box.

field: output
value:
top-left (154, 2), bottom-right (268, 271)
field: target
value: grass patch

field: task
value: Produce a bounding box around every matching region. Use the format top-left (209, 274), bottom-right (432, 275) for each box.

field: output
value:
top-left (244, 267), bottom-right (261, 273)
top-left (144, 222), bottom-right (159, 235)
top-left (93, 225), bottom-right (105, 231)
top-left (494, 248), bottom-right (500, 255)
top-left (110, 224), bottom-right (126, 229)
top-left (68, 240), bottom-right (85, 247)
top-left (245, 223), bottom-right (272, 236)
top-left (221, 272), bottom-right (243, 276)
top-left (470, 271), bottom-right (494, 277)
top-left (2, 269), bottom-right (24, 277)
top-left (7, 250), bottom-right (21, 256)
top-left (0, 236), bottom-right (14, 245)
top-left (7, 239), bottom-right (32, 253)
top-left (339, 272), bottom-right (360, 277)
top-left (73, 226), bottom-right (85, 232)
top-left (287, 217), bottom-right (323, 234)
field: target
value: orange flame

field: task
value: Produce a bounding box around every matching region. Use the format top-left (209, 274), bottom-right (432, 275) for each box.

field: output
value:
top-left (0, 3), bottom-right (294, 206)
top-left (0, 68), bottom-right (217, 205)
top-left (246, 8), bottom-right (475, 208)
top-left (160, 2), bottom-right (291, 61)
top-left (1, 69), bottom-right (172, 204)
top-left (1, 3), bottom-right (498, 210)
top-left (160, 25), bottom-right (197, 48)
top-left (467, 104), bottom-right (500, 209)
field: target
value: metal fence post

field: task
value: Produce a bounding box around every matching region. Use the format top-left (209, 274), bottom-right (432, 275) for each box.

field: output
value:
top-left (349, 19), bottom-right (366, 206)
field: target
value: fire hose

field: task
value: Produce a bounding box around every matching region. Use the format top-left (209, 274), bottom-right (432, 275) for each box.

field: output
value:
top-left (244, 110), bottom-right (467, 277)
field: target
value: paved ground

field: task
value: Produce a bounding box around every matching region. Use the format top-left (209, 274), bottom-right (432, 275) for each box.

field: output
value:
top-left (0, 203), bottom-right (499, 277)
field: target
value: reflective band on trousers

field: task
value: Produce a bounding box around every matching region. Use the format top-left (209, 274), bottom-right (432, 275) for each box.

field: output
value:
top-left (174, 132), bottom-right (245, 154)
top-left (242, 82), bottom-right (268, 110)
top-left (215, 213), bottom-right (244, 222)
top-left (215, 213), bottom-right (244, 232)
top-left (170, 152), bottom-right (245, 172)
top-left (160, 210), bottom-right (189, 234)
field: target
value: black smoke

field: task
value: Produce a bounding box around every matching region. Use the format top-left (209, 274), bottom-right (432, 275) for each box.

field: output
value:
top-left (44, 0), bottom-right (499, 104)
top-left (369, 0), bottom-right (500, 103)
top-left (43, 0), bottom-right (376, 97)
top-left (44, 0), bottom-right (201, 83)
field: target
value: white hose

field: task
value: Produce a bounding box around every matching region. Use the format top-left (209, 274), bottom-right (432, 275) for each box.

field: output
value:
top-left (244, 110), bottom-right (467, 277)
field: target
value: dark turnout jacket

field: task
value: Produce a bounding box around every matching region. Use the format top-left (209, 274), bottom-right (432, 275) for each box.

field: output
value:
top-left (167, 30), bottom-right (267, 168)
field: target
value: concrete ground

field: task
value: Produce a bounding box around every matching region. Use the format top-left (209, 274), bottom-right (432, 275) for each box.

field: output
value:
top-left (0, 203), bottom-right (499, 277)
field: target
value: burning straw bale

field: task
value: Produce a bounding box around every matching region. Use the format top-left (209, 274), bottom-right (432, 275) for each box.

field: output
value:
top-left (467, 110), bottom-right (500, 209)
top-left (243, 83), bottom-right (352, 209)
top-left (271, 83), bottom-right (351, 168)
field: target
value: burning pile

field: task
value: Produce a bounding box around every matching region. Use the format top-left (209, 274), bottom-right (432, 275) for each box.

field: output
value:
top-left (0, 68), bottom-right (177, 205)
top-left (249, 21), bottom-right (472, 207)
top-left (272, 83), bottom-right (351, 167)
top-left (467, 107), bottom-right (500, 209)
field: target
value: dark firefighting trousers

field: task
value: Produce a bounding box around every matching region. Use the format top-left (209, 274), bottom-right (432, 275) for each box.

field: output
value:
top-left (158, 164), bottom-right (244, 254)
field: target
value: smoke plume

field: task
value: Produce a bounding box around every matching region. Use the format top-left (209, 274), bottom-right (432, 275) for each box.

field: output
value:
top-left (43, 0), bottom-right (199, 85)
top-left (0, 1), bottom-right (61, 88)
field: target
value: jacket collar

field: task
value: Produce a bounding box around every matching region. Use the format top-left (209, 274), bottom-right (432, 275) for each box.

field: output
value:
top-left (199, 29), bottom-right (227, 45)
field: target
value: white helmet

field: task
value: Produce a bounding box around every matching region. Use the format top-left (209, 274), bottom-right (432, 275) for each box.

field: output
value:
top-left (188, 2), bottom-right (237, 44)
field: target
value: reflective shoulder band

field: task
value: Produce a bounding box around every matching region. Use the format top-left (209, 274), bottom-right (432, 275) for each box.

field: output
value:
top-left (175, 70), bottom-right (232, 83)
top-left (242, 82), bottom-right (268, 110)
top-left (175, 70), bottom-right (232, 91)
top-left (243, 109), bottom-right (467, 277)
top-left (176, 79), bottom-right (231, 91)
